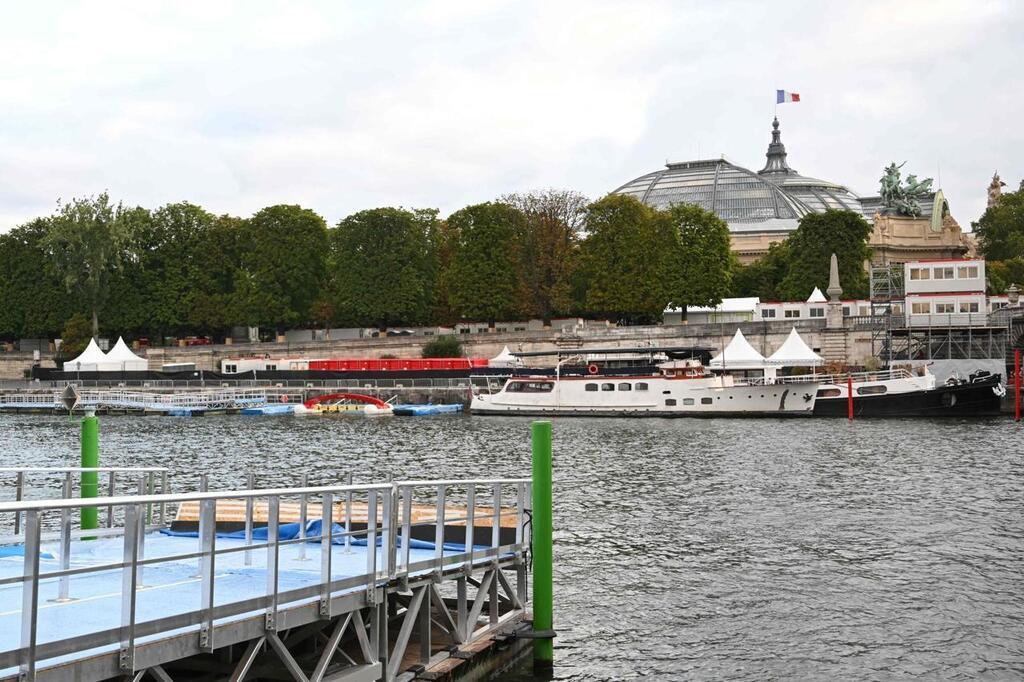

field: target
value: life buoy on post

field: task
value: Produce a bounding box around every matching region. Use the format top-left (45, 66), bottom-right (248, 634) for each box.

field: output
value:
top-left (587, 363), bottom-right (599, 375)
top-left (280, 394), bottom-right (290, 404)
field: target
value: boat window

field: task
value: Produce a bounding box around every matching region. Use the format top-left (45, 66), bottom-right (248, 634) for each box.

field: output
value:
top-left (683, 398), bottom-right (695, 405)
top-left (856, 385), bottom-right (887, 396)
top-left (816, 388), bottom-right (842, 398)
top-left (618, 383), bottom-right (632, 391)
top-left (700, 397), bottom-right (713, 405)
top-left (584, 383), bottom-right (598, 392)
top-left (665, 399), bottom-right (676, 406)
top-left (506, 381), bottom-right (553, 393)
top-left (601, 383), bottom-right (615, 391)
top-left (635, 382), bottom-right (649, 391)
top-left (225, 364), bottom-right (237, 373)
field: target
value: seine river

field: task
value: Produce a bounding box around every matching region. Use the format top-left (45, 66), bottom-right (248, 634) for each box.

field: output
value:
top-left (3, 413), bottom-right (1023, 680)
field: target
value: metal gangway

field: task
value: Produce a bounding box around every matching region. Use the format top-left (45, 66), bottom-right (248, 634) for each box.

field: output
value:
top-left (0, 388), bottom-right (268, 413)
top-left (0, 475), bottom-right (532, 681)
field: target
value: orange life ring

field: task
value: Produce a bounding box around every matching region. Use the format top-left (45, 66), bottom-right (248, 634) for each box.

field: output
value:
top-left (279, 394), bottom-right (290, 404)
top-left (587, 363), bottom-right (599, 375)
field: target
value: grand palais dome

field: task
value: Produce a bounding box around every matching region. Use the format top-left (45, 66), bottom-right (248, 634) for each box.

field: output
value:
top-left (612, 118), bottom-right (866, 235)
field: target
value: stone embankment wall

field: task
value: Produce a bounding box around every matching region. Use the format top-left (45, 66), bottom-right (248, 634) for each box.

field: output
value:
top-left (0, 320), bottom-right (875, 379)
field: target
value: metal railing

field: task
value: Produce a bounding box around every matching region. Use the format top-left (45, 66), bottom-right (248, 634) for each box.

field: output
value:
top-left (0, 476), bottom-right (530, 680)
top-left (0, 389), bottom-right (267, 411)
top-left (740, 368), bottom-right (916, 386)
top-left (0, 467), bottom-right (170, 536)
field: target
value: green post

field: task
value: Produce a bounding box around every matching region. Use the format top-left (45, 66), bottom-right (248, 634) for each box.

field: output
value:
top-left (531, 420), bottom-right (554, 668)
top-left (80, 411), bottom-right (99, 530)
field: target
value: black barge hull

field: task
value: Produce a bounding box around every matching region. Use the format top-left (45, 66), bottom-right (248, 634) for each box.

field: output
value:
top-left (813, 375), bottom-right (1004, 418)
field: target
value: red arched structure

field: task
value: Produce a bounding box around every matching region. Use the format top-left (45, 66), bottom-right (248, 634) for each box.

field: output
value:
top-left (303, 393), bottom-right (390, 410)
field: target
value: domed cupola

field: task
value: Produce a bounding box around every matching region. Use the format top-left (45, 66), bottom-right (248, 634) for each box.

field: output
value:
top-left (758, 117), bottom-right (795, 176)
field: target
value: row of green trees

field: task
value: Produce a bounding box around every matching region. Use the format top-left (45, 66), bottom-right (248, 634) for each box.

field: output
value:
top-left (0, 191), bottom-right (736, 341)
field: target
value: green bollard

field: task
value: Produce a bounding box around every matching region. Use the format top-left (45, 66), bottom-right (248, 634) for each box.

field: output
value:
top-left (531, 420), bottom-right (554, 668)
top-left (80, 411), bottom-right (99, 531)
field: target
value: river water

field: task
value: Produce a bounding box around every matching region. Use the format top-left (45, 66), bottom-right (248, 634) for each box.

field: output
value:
top-left (3, 413), bottom-right (1023, 680)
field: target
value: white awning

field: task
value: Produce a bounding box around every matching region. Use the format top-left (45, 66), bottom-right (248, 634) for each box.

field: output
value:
top-left (62, 338), bottom-right (108, 372)
top-left (105, 337), bottom-right (149, 371)
top-left (767, 327), bottom-right (824, 367)
top-left (807, 287), bottom-right (827, 303)
top-left (488, 345), bottom-right (523, 368)
top-left (708, 329), bottom-right (772, 370)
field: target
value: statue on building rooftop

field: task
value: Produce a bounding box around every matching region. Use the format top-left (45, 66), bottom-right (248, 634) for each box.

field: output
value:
top-left (880, 162), bottom-right (933, 217)
top-left (988, 171), bottom-right (1006, 208)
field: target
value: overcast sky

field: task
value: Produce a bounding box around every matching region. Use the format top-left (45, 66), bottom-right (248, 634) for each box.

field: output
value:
top-left (1, 0), bottom-right (1021, 233)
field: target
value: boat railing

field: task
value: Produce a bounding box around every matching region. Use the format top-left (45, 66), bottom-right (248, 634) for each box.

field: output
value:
top-left (741, 367), bottom-right (915, 386)
top-left (0, 475), bottom-right (531, 678)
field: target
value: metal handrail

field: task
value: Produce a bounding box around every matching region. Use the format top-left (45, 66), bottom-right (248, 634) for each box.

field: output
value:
top-left (0, 476), bottom-right (531, 678)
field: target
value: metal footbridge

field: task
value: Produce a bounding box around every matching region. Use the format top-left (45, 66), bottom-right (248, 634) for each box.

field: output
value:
top-left (0, 388), bottom-right (268, 413)
top-left (0, 471), bottom-right (532, 681)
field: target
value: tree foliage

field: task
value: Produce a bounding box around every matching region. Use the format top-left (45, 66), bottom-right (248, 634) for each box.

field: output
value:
top-left (59, 313), bottom-right (93, 358)
top-left (779, 210), bottom-right (872, 300)
top-left (661, 203), bottom-right (733, 312)
top-left (577, 195), bottom-right (676, 324)
top-left (0, 220), bottom-right (74, 339)
top-left (235, 205), bottom-right (328, 330)
top-left (329, 207), bottom-right (439, 328)
top-left (973, 189), bottom-right (1024, 261)
top-left (987, 257), bottom-right (1024, 294)
top-left (731, 242), bottom-right (791, 300)
top-left (40, 193), bottom-right (135, 337)
top-left (421, 335), bottom-right (462, 358)
top-left (443, 202), bottom-right (528, 323)
top-left (500, 190), bottom-right (586, 321)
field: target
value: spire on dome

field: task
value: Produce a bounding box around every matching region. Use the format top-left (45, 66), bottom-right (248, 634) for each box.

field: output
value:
top-left (758, 117), bottom-right (796, 175)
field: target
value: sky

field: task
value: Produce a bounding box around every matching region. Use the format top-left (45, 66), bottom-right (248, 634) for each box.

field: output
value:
top-left (0, 0), bottom-right (1021, 232)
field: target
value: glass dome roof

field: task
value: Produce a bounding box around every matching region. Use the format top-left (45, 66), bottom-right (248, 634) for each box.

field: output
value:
top-left (612, 118), bottom-right (864, 231)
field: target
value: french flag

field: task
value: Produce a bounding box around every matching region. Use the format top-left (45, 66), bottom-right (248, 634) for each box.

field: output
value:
top-left (777, 90), bottom-right (800, 104)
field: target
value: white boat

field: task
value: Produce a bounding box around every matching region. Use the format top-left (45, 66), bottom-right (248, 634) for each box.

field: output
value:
top-left (470, 358), bottom-right (822, 417)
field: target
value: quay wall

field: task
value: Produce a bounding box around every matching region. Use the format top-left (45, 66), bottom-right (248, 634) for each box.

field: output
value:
top-left (0, 321), bottom-right (876, 379)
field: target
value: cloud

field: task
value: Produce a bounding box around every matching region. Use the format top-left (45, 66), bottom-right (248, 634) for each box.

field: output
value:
top-left (0, 0), bottom-right (1020, 231)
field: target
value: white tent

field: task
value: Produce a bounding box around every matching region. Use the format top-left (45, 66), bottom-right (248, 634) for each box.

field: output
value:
top-left (488, 345), bottom-right (523, 368)
top-left (768, 327), bottom-right (824, 367)
top-left (708, 329), bottom-right (772, 370)
top-left (62, 338), bottom-right (109, 372)
top-left (106, 337), bottom-right (149, 371)
top-left (807, 287), bottom-right (827, 303)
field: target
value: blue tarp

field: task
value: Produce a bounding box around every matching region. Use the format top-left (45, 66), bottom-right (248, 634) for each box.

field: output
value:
top-left (392, 404), bottom-right (463, 416)
top-left (161, 518), bottom-right (477, 552)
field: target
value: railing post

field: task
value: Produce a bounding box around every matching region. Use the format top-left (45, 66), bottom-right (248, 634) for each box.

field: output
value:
top-left (490, 482), bottom-right (501, 625)
top-left (119, 504), bottom-right (142, 673)
top-left (532, 421), bottom-right (554, 669)
top-left (516, 481), bottom-right (528, 606)
top-left (465, 485), bottom-right (476, 575)
top-left (20, 510), bottom-right (41, 680)
top-left (298, 474), bottom-right (308, 561)
top-left (344, 473), bottom-right (353, 553)
top-left (13, 471), bottom-right (23, 536)
top-left (56, 473), bottom-right (73, 602)
top-left (266, 495), bottom-right (280, 631)
top-left (399, 485), bottom-right (412, 580)
top-left (366, 490), bottom-right (379, 601)
top-left (245, 473), bottom-right (254, 566)
top-left (319, 491), bottom-right (334, 618)
top-left (198, 498), bottom-right (217, 652)
top-left (434, 484), bottom-right (446, 580)
top-left (106, 471), bottom-right (116, 528)
top-left (160, 469), bottom-right (168, 525)
top-left (1015, 349), bottom-right (1021, 422)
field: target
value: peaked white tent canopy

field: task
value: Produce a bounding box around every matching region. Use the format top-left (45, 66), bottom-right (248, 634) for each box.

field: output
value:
top-left (768, 328), bottom-right (824, 367)
top-left (807, 287), bottom-right (827, 303)
top-left (708, 329), bottom-right (773, 370)
top-left (62, 338), bottom-right (109, 372)
top-left (106, 337), bottom-right (149, 371)
top-left (488, 345), bottom-right (523, 368)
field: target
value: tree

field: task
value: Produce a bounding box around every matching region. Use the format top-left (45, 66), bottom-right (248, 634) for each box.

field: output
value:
top-left (973, 189), bottom-right (1024, 261)
top-left (499, 190), bottom-right (587, 321)
top-left (329, 207), bottom-right (439, 328)
top-left (187, 215), bottom-right (243, 335)
top-left (59, 313), bottom-right (93, 358)
top-left (422, 335), bottom-right (462, 358)
top-left (41, 193), bottom-right (135, 337)
top-left (443, 202), bottom-right (529, 324)
top-left (577, 194), bottom-right (675, 324)
top-left (661, 203), bottom-right (732, 314)
top-left (987, 257), bottom-right (1024, 294)
top-left (778, 210), bottom-right (872, 300)
top-left (0, 219), bottom-right (74, 340)
top-left (235, 205), bottom-right (328, 331)
top-left (731, 242), bottom-right (791, 300)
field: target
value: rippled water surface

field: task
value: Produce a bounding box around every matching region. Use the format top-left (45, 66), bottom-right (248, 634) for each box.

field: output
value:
top-left (3, 413), bottom-right (1023, 680)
